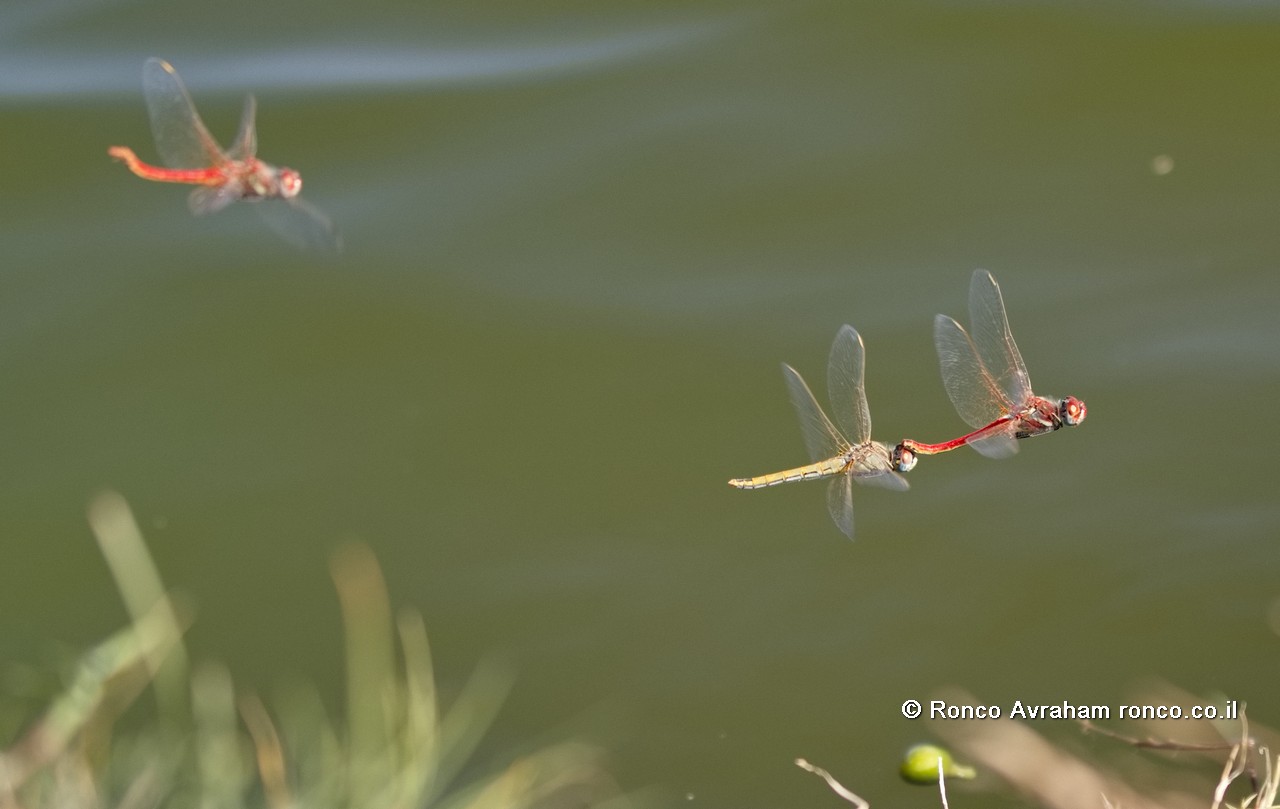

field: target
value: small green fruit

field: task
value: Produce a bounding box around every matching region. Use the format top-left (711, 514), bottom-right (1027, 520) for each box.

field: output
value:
top-left (900, 743), bottom-right (976, 784)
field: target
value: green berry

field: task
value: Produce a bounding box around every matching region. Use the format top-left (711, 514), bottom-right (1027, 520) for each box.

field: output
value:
top-left (900, 743), bottom-right (976, 784)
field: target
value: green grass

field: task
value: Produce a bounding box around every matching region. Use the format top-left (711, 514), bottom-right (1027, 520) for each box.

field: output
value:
top-left (0, 492), bottom-right (618, 809)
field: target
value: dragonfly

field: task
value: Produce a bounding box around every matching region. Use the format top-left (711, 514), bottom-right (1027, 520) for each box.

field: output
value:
top-left (729, 325), bottom-right (917, 540)
top-left (897, 269), bottom-right (1086, 460)
top-left (109, 58), bottom-right (341, 251)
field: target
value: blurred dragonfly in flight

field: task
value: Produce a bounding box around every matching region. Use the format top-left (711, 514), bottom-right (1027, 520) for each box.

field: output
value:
top-left (897, 269), bottom-right (1085, 460)
top-left (729, 325), bottom-right (916, 540)
top-left (109, 58), bottom-right (340, 251)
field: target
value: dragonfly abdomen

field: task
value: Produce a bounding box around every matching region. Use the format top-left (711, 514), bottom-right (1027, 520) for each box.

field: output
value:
top-left (728, 457), bottom-right (846, 490)
top-left (107, 146), bottom-right (224, 186)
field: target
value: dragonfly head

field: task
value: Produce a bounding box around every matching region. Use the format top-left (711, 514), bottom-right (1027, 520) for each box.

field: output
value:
top-left (1059, 396), bottom-right (1086, 427)
top-left (278, 167), bottom-right (303, 198)
top-left (890, 442), bottom-right (918, 473)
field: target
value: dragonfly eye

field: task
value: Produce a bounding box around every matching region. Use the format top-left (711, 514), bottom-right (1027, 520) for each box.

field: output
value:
top-left (891, 443), bottom-right (917, 473)
top-left (278, 168), bottom-right (303, 198)
top-left (1060, 396), bottom-right (1086, 426)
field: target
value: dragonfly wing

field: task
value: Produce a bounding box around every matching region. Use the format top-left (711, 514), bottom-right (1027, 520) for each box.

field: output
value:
top-left (142, 58), bottom-right (228, 169)
top-left (227, 95), bottom-right (258, 161)
top-left (855, 468), bottom-right (910, 492)
top-left (826, 325), bottom-right (872, 445)
top-left (826, 476), bottom-right (855, 540)
top-left (968, 270), bottom-right (1033, 408)
top-left (256, 197), bottom-right (343, 252)
top-left (188, 184), bottom-right (240, 215)
top-left (782, 363), bottom-right (848, 464)
top-left (934, 314), bottom-right (1009, 430)
top-left (967, 429), bottom-right (1019, 459)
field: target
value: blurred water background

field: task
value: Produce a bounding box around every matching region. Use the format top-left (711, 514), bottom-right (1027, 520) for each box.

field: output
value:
top-left (1, 0), bottom-right (1278, 805)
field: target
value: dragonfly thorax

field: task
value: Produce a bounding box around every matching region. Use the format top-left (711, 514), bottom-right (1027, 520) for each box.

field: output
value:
top-left (237, 162), bottom-right (302, 201)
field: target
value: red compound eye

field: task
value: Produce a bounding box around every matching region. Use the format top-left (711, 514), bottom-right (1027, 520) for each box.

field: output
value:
top-left (278, 168), bottom-right (302, 197)
top-left (1061, 397), bottom-right (1086, 426)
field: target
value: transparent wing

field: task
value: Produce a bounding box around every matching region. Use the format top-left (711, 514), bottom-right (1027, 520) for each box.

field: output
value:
top-left (188, 185), bottom-right (240, 215)
top-left (142, 57), bottom-right (227, 169)
top-left (227, 95), bottom-right (258, 160)
top-left (782, 363), bottom-right (849, 464)
top-left (934, 314), bottom-right (1011, 430)
top-left (856, 469), bottom-right (910, 491)
top-left (826, 476), bottom-right (855, 540)
top-left (966, 429), bottom-right (1019, 459)
top-left (256, 197), bottom-right (343, 252)
top-left (968, 270), bottom-right (1032, 409)
top-left (826, 325), bottom-right (872, 446)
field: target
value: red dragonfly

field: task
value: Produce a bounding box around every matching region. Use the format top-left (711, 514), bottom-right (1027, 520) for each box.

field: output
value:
top-left (109, 58), bottom-right (340, 251)
top-left (898, 269), bottom-right (1085, 460)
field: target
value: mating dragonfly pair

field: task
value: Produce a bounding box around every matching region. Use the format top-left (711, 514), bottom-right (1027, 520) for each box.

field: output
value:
top-left (729, 270), bottom-right (1087, 539)
top-left (109, 58), bottom-right (340, 251)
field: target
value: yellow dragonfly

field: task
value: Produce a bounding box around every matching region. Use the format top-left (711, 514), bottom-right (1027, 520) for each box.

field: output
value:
top-left (729, 325), bottom-right (917, 539)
